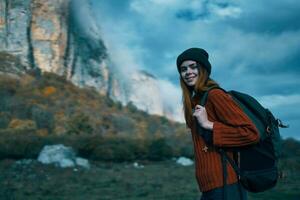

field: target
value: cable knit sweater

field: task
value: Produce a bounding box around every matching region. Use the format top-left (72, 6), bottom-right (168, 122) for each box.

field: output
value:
top-left (191, 88), bottom-right (259, 192)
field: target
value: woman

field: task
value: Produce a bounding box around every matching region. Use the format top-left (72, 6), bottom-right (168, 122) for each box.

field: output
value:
top-left (176, 48), bottom-right (260, 200)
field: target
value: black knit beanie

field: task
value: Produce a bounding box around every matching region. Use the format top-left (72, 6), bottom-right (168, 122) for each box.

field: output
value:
top-left (176, 47), bottom-right (211, 75)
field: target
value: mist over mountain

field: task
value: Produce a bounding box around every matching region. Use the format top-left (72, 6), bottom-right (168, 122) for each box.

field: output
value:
top-left (0, 0), bottom-right (183, 122)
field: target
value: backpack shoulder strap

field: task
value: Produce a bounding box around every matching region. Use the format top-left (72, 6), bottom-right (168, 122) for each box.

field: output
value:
top-left (200, 86), bottom-right (227, 106)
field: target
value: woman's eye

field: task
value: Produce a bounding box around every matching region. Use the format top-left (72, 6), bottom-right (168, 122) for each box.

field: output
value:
top-left (190, 65), bottom-right (198, 69)
top-left (180, 67), bottom-right (187, 72)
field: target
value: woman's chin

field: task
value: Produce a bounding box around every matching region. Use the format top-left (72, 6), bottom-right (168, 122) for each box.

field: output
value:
top-left (186, 82), bottom-right (196, 87)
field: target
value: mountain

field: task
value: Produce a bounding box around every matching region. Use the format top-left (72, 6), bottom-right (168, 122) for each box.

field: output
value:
top-left (0, 0), bottom-right (182, 122)
top-left (0, 0), bottom-right (109, 94)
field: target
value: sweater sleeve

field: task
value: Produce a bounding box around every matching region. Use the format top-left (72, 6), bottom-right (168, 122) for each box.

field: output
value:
top-left (208, 89), bottom-right (260, 147)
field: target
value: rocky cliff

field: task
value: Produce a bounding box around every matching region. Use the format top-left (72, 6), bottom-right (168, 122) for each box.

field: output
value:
top-left (0, 0), bottom-right (109, 94)
top-left (0, 0), bottom-right (182, 121)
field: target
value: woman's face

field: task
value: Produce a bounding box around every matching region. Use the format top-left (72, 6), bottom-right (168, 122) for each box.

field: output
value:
top-left (179, 60), bottom-right (199, 87)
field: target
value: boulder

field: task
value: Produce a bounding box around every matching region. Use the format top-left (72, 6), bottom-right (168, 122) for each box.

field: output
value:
top-left (37, 144), bottom-right (90, 169)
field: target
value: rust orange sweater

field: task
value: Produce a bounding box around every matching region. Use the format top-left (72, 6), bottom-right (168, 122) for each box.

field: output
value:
top-left (191, 89), bottom-right (259, 192)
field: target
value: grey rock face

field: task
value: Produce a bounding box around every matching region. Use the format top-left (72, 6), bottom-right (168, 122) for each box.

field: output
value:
top-left (30, 0), bottom-right (69, 73)
top-left (0, 0), bottom-right (32, 67)
top-left (64, 0), bottom-right (110, 94)
top-left (0, 0), bottom-right (110, 95)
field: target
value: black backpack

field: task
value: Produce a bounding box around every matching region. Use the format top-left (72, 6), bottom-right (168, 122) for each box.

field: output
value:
top-left (199, 87), bottom-right (288, 193)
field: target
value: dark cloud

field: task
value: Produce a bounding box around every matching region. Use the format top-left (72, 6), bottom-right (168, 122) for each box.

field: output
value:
top-left (174, 1), bottom-right (239, 21)
top-left (229, 56), bottom-right (300, 76)
top-left (226, 1), bottom-right (300, 34)
top-left (215, 2), bottom-right (231, 9)
top-left (217, 73), bottom-right (300, 96)
top-left (175, 9), bottom-right (209, 21)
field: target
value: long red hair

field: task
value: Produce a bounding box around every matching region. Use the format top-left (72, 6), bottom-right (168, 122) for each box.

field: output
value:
top-left (180, 66), bottom-right (219, 128)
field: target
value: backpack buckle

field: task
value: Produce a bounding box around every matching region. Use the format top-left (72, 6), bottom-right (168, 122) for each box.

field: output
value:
top-left (277, 119), bottom-right (289, 128)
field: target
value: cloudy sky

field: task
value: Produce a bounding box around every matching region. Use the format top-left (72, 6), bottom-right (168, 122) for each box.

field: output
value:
top-left (89, 0), bottom-right (300, 140)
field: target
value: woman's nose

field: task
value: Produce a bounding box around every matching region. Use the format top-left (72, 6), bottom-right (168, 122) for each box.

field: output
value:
top-left (187, 67), bottom-right (193, 73)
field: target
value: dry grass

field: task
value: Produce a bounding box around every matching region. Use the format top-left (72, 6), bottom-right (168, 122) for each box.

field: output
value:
top-left (0, 159), bottom-right (299, 200)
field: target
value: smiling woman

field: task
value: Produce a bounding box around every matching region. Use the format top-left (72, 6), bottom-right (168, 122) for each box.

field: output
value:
top-left (176, 47), bottom-right (260, 200)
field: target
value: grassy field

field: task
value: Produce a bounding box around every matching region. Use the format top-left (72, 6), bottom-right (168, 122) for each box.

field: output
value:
top-left (0, 159), bottom-right (299, 200)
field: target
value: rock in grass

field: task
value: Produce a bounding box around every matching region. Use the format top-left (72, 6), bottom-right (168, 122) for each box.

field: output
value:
top-left (38, 144), bottom-right (76, 168)
top-left (133, 162), bottom-right (144, 169)
top-left (176, 157), bottom-right (194, 166)
top-left (38, 144), bottom-right (90, 169)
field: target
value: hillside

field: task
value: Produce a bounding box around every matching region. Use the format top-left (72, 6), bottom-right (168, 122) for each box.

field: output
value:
top-left (0, 71), bottom-right (186, 136)
top-left (0, 71), bottom-right (193, 161)
top-left (0, 71), bottom-right (299, 161)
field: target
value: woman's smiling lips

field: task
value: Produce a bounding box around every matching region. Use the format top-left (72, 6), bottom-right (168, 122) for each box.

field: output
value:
top-left (185, 75), bottom-right (197, 81)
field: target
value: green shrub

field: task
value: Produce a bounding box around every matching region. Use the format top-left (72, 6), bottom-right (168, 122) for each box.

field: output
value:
top-left (147, 138), bottom-right (173, 161)
top-left (90, 137), bottom-right (136, 161)
top-left (0, 77), bottom-right (18, 112)
top-left (65, 113), bottom-right (93, 135)
top-left (73, 135), bottom-right (103, 158)
top-left (0, 112), bottom-right (11, 129)
top-left (31, 105), bottom-right (54, 133)
top-left (281, 138), bottom-right (300, 158)
top-left (10, 100), bottom-right (32, 119)
top-left (92, 144), bottom-right (135, 162)
top-left (37, 72), bottom-right (68, 89)
top-left (105, 98), bottom-right (114, 108)
top-left (115, 101), bottom-right (123, 110)
top-left (75, 136), bottom-right (178, 162)
top-left (0, 133), bottom-right (45, 159)
top-left (179, 145), bottom-right (194, 159)
top-left (126, 101), bottom-right (138, 113)
top-left (146, 120), bottom-right (160, 134)
top-left (110, 114), bottom-right (135, 134)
